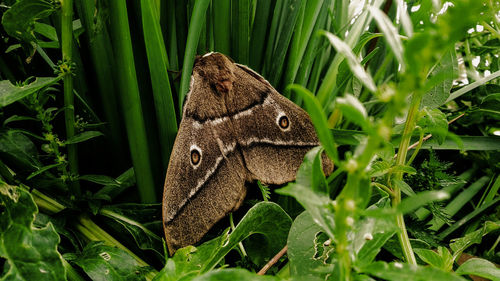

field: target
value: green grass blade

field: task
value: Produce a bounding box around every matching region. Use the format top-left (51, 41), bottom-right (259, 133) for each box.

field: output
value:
top-left (439, 197), bottom-right (500, 240)
top-left (414, 168), bottom-right (476, 220)
top-left (164, 0), bottom-right (180, 71)
top-left (75, 0), bottom-right (128, 165)
top-left (293, 0), bottom-right (329, 94)
top-left (288, 84), bottom-right (338, 162)
top-left (321, 31), bottom-right (377, 92)
top-left (249, 0), bottom-right (273, 71)
top-left (262, 0), bottom-right (285, 77)
top-left (445, 69), bottom-right (500, 103)
top-left (109, 0), bottom-right (157, 203)
top-left (429, 176), bottom-right (490, 231)
top-left (316, 0), bottom-right (384, 106)
top-left (178, 0), bottom-right (211, 112)
top-left (369, 6), bottom-right (405, 71)
top-left (482, 175), bottom-right (500, 205)
top-left (213, 0), bottom-right (231, 54)
top-left (236, 0), bottom-right (250, 64)
top-left (140, 0), bottom-right (178, 171)
top-left (175, 1), bottom-right (189, 64)
top-left (266, 0), bottom-right (302, 87)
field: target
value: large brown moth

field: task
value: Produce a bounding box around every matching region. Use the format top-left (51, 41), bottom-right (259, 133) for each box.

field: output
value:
top-left (163, 52), bottom-right (333, 254)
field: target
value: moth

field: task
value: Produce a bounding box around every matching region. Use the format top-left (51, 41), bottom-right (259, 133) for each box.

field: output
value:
top-left (163, 52), bottom-right (333, 255)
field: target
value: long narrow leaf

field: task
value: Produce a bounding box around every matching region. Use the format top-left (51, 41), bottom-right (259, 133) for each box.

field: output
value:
top-left (141, 0), bottom-right (178, 170)
top-left (178, 0), bottom-right (211, 112)
top-left (109, 0), bottom-right (157, 202)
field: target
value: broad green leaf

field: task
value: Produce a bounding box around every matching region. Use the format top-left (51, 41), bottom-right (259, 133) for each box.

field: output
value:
top-left (335, 94), bottom-right (369, 130)
top-left (368, 161), bottom-right (391, 177)
top-left (296, 147), bottom-right (328, 193)
top-left (455, 258), bottom-right (500, 280)
top-left (321, 31), bottom-right (377, 92)
top-left (398, 190), bottom-right (449, 214)
top-left (64, 131), bottom-right (104, 144)
top-left (369, 6), bottom-right (405, 70)
top-left (287, 211), bottom-right (332, 281)
top-left (352, 216), bottom-right (398, 269)
top-left (192, 268), bottom-right (280, 281)
top-left (154, 202), bottom-right (291, 280)
top-left (79, 175), bottom-right (121, 186)
top-left (73, 241), bottom-right (147, 281)
top-left (422, 50), bottom-right (458, 109)
top-left (288, 85), bottom-right (338, 162)
top-left (0, 129), bottom-right (41, 172)
top-left (0, 77), bottom-right (60, 107)
top-left (361, 261), bottom-right (466, 281)
top-left (0, 183), bottom-right (66, 281)
top-left (34, 22), bottom-right (58, 41)
top-left (99, 204), bottom-right (163, 260)
top-left (199, 202), bottom-right (291, 272)
top-left (418, 109), bottom-right (448, 144)
top-left (1, 0), bottom-right (57, 42)
top-left (414, 247), bottom-right (453, 271)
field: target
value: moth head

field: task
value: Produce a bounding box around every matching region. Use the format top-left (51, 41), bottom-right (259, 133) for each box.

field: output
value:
top-left (189, 145), bottom-right (202, 168)
top-left (276, 112), bottom-right (291, 132)
top-left (194, 52), bottom-right (235, 93)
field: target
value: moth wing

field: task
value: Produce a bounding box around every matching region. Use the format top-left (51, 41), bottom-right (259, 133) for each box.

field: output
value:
top-left (163, 111), bottom-right (247, 255)
top-left (231, 64), bottom-right (333, 184)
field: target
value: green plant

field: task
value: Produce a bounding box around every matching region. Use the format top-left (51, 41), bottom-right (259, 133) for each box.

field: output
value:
top-left (0, 0), bottom-right (499, 280)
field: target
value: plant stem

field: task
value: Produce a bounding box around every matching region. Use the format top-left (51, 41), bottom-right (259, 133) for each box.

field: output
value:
top-left (392, 93), bottom-right (421, 265)
top-left (60, 0), bottom-right (80, 195)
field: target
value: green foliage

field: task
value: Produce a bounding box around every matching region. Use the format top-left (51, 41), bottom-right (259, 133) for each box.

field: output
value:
top-left (72, 241), bottom-right (148, 281)
top-left (0, 183), bottom-right (66, 281)
top-left (0, 0), bottom-right (499, 280)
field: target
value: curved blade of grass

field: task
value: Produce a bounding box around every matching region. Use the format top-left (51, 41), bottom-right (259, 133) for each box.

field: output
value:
top-left (288, 84), bottom-right (338, 162)
top-left (321, 31), bottom-right (377, 93)
top-left (141, 0), bottom-right (178, 170)
top-left (178, 0), bottom-right (210, 112)
top-left (266, 0), bottom-right (302, 86)
top-left (283, 0), bottom-right (323, 95)
top-left (429, 176), bottom-right (490, 231)
top-left (109, 0), bottom-right (157, 202)
top-left (316, 0), bottom-right (384, 105)
top-left (445, 69), bottom-right (500, 103)
top-left (396, 0), bottom-right (413, 37)
top-left (439, 198), bottom-right (500, 240)
top-left (369, 6), bottom-right (405, 71)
